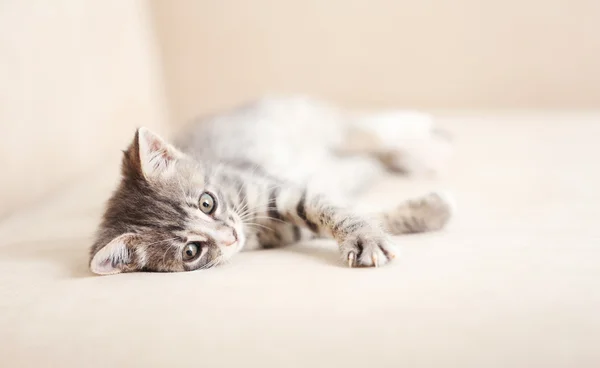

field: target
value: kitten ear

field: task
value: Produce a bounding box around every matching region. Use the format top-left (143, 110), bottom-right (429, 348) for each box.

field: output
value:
top-left (90, 233), bottom-right (137, 275)
top-left (137, 127), bottom-right (185, 179)
top-left (125, 127), bottom-right (184, 180)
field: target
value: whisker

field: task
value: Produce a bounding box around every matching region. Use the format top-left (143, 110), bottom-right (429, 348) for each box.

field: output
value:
top-left (237, 207), bottom-right (279, 223)
top-left (239, 214), bottom-right (278, 224)
top-left (244, 222), bottom-right (275, 232)
top-left (239, 205), bottom-right (278, 216)
top-left (232, 180), bottom-right (283, 213)
top-left (234, 180), bottom-right (246, 202)
top-left (250, 215), bottom-right (287, 224)
top-left (161, 246), bottom-right (171, 266)
top-left (239, 209), bottom-right (278, 219)
top-left (236, 198), bottom-right (250, 215)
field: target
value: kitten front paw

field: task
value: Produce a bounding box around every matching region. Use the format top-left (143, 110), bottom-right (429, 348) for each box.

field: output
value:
top-left (340, 229), bottom-right (397, 268)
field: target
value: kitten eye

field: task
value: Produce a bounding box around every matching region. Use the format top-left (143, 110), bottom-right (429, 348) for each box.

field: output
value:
top-left (199, 192), bottom-right (216, 214)
top-left (182, 242), bottom-right (202, 261)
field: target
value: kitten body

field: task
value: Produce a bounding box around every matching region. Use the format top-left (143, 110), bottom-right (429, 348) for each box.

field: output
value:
top-left (176, 96), bottom-right (450, 199)
top-left (90, 96), bottom-right (453, 275)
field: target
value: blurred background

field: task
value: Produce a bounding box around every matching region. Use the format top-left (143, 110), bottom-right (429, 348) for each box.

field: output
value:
top-left (1, 0), bottom-right (599, 217)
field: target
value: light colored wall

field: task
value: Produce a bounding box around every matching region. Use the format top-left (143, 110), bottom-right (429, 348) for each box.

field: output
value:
top-left (150, 0), bottom-right (600, 123)
top-left (0, 1), bottom-right (169, 216)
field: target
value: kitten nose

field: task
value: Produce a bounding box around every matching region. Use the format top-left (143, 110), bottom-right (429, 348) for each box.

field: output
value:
top-left (222, 228), bottom-right (238, 247)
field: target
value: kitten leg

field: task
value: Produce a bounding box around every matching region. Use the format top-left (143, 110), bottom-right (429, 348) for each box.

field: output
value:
top-left (255, 182), bottom-right (397, 267)
top-left (339, 111), bottom-right (453, 175)
top-left (377, 192), bottom-right (455, 235)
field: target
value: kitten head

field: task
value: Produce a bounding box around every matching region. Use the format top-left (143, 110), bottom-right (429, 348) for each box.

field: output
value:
top-left (89, 128), bottom-right (246, 275)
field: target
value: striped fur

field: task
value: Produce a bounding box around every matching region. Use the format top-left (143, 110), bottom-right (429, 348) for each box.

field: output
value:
top-left (90, 97), bottom-right (453, 274)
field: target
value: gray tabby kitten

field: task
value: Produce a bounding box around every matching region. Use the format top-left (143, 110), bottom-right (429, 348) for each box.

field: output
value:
top-left (90, 97), bottom-right (453, 275)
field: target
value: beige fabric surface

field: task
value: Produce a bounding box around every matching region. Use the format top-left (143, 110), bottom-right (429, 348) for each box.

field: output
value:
top-left (1, 115), bottom-right (599, 367)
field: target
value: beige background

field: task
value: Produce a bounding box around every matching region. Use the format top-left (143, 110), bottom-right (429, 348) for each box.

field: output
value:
top-left (150, 0), bottom-right (600, 123)
top-left (1, 0), bottom-right (600, 216)
top-left (0, 1), bottom-right (168, 216)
